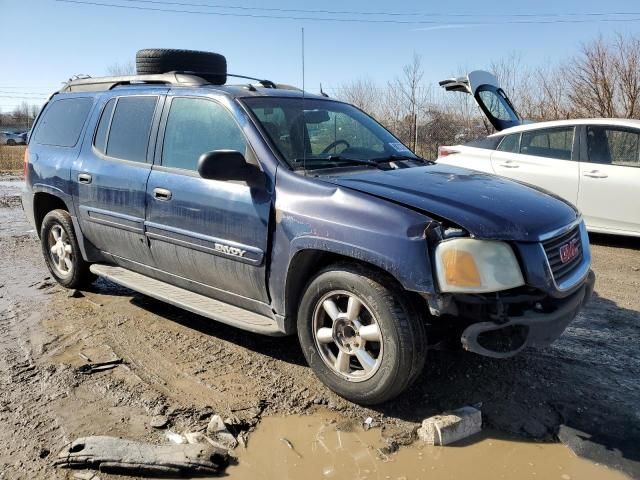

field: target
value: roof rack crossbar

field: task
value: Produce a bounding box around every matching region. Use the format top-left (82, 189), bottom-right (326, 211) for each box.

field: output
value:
top-left (175, 71), bottom-right (277, 88)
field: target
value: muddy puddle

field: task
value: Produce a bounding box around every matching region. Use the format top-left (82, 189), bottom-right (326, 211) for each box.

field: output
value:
top-left (229, 413), bottom-right (627, 480)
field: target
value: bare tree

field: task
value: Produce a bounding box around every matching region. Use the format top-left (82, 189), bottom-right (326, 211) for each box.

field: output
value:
top-left (392, 53), bottom-right (431, 152)
top-left (612, 33), bottom-right (640, 118)
top-left (335, 78), bottom-right (380, 115)
top-left (567, 36), bottom-right (617, 117)
top-left (106, 60), bottom-right (136, 76)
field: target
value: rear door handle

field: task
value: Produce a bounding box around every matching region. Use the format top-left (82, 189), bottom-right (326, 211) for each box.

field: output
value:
top-left (583, 170), bottom-right (608, 179)
top-left (78, 173), bottom-right (92, 184)
top-left (153, 188), bottom-right (172, 201)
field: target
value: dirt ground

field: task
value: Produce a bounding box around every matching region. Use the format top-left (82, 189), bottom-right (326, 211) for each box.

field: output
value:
top-left (1, 174), bottom-right (639, 479)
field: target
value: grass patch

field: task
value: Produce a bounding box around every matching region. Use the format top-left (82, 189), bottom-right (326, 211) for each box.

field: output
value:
top-left (0, 145), bottom-right (25, 172)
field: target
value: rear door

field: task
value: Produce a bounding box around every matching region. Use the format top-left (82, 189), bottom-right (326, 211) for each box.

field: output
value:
top-left (75, 93), bottom-right (165, 266)
top-left (578, 124), bottom-right (640, 234)
top-left (490, 126), bottom-right (580, 205)
top-left (439, 70), bottom-right (521, 131)
top-left (145, 95), bottom-right (272, 309)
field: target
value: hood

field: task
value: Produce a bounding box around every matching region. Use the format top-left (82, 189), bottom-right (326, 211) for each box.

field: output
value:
top-left (323, 164), bottom-right (578, 242)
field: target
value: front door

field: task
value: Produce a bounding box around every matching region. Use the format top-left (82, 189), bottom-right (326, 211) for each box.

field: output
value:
top-left (490, 126), bottom-right (580, 205)
top-left (75, 94), bottom-right (163, 266)
top-left (145, 95), bottom-right (271, 308)
top-left (578, 124), bottom-right (640, 234)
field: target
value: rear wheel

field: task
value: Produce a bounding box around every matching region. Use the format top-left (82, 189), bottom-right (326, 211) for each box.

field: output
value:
top-left (297, 264), bottom-right (427, 405)
top-left (40, 209), bottom-right (94, 289)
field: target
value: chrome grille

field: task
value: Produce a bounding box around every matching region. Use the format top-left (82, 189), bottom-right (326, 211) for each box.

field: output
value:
top-left (542, 226), bottom-right (583, 284)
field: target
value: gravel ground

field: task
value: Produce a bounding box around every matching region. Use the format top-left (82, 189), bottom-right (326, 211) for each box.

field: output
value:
top-left (0, 190), bottom-right (638, 479)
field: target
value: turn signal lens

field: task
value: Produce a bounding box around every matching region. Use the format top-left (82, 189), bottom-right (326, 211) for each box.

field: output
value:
top-left (441, 250), bottom-right (481, 287)
top-left (435, 238), bottom-right (525, 293)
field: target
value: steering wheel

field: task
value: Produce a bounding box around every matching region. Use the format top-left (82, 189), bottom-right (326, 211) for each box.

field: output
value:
top-left (321, 140), bottom-right (350, 154)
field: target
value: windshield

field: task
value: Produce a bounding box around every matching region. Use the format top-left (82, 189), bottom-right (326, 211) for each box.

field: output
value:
top-left (243, 97), bottom-right (417, 169)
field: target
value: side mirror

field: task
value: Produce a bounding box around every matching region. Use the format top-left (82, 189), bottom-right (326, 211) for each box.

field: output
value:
top-left (197, 150), bottom-right (259, 182)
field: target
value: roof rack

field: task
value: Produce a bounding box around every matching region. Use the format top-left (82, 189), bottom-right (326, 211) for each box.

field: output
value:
top-left (60, 71), bottom-right (282, 93)
top-left (60, 72), bottom-right (210, 92)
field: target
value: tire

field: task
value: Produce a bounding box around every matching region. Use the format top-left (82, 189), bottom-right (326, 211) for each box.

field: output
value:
top-left (136, 48), bottom-right (227, 84)
top-left (7, 139), bottom-right (15, 146)
top-left (40, 209), bottom-right (94, 289)
top-left (297, 263), bottom-right (427, 405)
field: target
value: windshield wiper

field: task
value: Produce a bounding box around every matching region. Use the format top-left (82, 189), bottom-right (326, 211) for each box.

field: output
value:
top-left (293, 155), bottom-right (386, 170)
top-left (369, 154), bottom-right (434, 164)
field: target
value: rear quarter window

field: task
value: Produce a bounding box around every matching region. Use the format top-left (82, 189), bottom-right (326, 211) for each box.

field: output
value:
top-left (32, 97), bottom-right (93, 147)
top-left (496, 134), bottom-right (520, 153)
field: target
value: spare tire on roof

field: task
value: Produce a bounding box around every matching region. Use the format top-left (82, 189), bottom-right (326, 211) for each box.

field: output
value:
top-left (136, 49), bottom-right (227, 85)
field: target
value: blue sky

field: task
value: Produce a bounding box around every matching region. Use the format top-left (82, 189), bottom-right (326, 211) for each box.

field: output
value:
top-left (2, 0), bottom-right (640, 112)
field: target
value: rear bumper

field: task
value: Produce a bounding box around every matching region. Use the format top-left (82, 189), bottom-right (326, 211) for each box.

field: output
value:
top-left (460, 270), bottom-right (595, 358)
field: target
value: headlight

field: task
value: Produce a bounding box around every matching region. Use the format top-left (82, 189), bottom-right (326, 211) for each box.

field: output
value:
top-left (435, 238), bottom-right (524, 293)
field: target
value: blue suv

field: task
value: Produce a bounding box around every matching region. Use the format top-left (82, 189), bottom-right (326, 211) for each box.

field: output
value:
top-left (22, 49), bottom-right (594, 404)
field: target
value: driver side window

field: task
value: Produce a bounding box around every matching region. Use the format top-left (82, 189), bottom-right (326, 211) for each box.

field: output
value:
top-left (162, 97), bottom-right (247, 171)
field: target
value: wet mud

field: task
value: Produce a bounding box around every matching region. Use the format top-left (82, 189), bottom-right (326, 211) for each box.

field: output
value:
top-left (0, 180), bottom-right (638, 479)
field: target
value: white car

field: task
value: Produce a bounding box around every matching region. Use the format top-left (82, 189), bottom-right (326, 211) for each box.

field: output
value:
top-left (437, 71), bottom-right (640, 238)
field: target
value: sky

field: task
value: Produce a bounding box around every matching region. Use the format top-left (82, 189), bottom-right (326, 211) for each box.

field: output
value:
top-left (2, 0), bottom-right (640, 113)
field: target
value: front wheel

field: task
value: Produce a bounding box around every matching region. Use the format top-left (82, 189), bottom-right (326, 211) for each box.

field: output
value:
top-left (297, 264), bottom-right (427, 405)
top-left (40, 209), bottom-right (94, 289)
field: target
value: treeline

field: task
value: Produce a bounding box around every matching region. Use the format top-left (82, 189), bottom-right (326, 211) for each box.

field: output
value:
top-left (0, 102), bottom-right (41, 130)
top-left (335, 33), bottom-right (640, 158)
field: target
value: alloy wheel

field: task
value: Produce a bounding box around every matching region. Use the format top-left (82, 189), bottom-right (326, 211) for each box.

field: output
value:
top-left (312, 290), bottom-right (383, 382)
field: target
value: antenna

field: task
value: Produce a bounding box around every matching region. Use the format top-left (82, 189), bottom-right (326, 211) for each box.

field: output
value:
top-left (319, 83), bottom-right (329, 97)
top-left (301, 27), bottom-right (306, 175)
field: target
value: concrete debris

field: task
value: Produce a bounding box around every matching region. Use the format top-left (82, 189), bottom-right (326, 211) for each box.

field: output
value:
top-left (150, 415), bottom-right (170, 429)
top-left (206, 414), bottom-right (227, 434)
top-left (417, 406), bottom-right (482, 446)
top-left (206, 414), bottom-right (238, 449)
top-left (56, 436), bottom-right (229, 475)
top-left (363, 417), bottom-right (380, 431)
top-left (165, 430), bottom-right (186, 444)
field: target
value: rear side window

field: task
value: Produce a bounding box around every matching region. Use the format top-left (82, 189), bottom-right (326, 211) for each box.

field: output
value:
top-left (32, 97), bottom-right (93, 147)
top-left (103, 96), bottom-right (158, 162)
top-left (93, 98), bottom-right (116, 154)
top-left (162, 97), bottom-right (247, 171)
top-left (586, 126), bottom-right (640, 167)
top-left (497, 134), bottom-right (520, 153)
top-left (520, 127), bottom-right (574, 160)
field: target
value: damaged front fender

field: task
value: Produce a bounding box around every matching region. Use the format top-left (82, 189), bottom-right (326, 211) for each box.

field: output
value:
top-left (269, 168), bottom-right (438, 317)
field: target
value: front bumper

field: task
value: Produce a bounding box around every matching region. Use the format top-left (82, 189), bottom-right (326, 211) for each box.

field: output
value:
top-left (460, 270), bottom-right (595, 358)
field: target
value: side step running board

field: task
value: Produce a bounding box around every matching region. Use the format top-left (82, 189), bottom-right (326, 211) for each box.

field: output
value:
top-left (89, 264), bottom-right (283, 336)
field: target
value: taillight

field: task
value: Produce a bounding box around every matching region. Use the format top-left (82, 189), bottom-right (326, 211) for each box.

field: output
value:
top-left (437, 146), bottom-right (460, 158)
top-left (23, 147), bottom-right (29, 179)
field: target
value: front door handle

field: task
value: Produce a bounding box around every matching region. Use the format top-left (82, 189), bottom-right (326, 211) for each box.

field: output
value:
top-left (583, 170), bottom-right (608, 179)
top-left (78, 173), bottom-right (92, 184)
top-left (498, 160), bottom-right (520, 168)
top-left (153, 187), bottom-right (172, 201)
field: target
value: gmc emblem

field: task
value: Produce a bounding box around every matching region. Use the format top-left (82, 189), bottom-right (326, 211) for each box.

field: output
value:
top-left (559, 239), bottom-right (579, 264)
